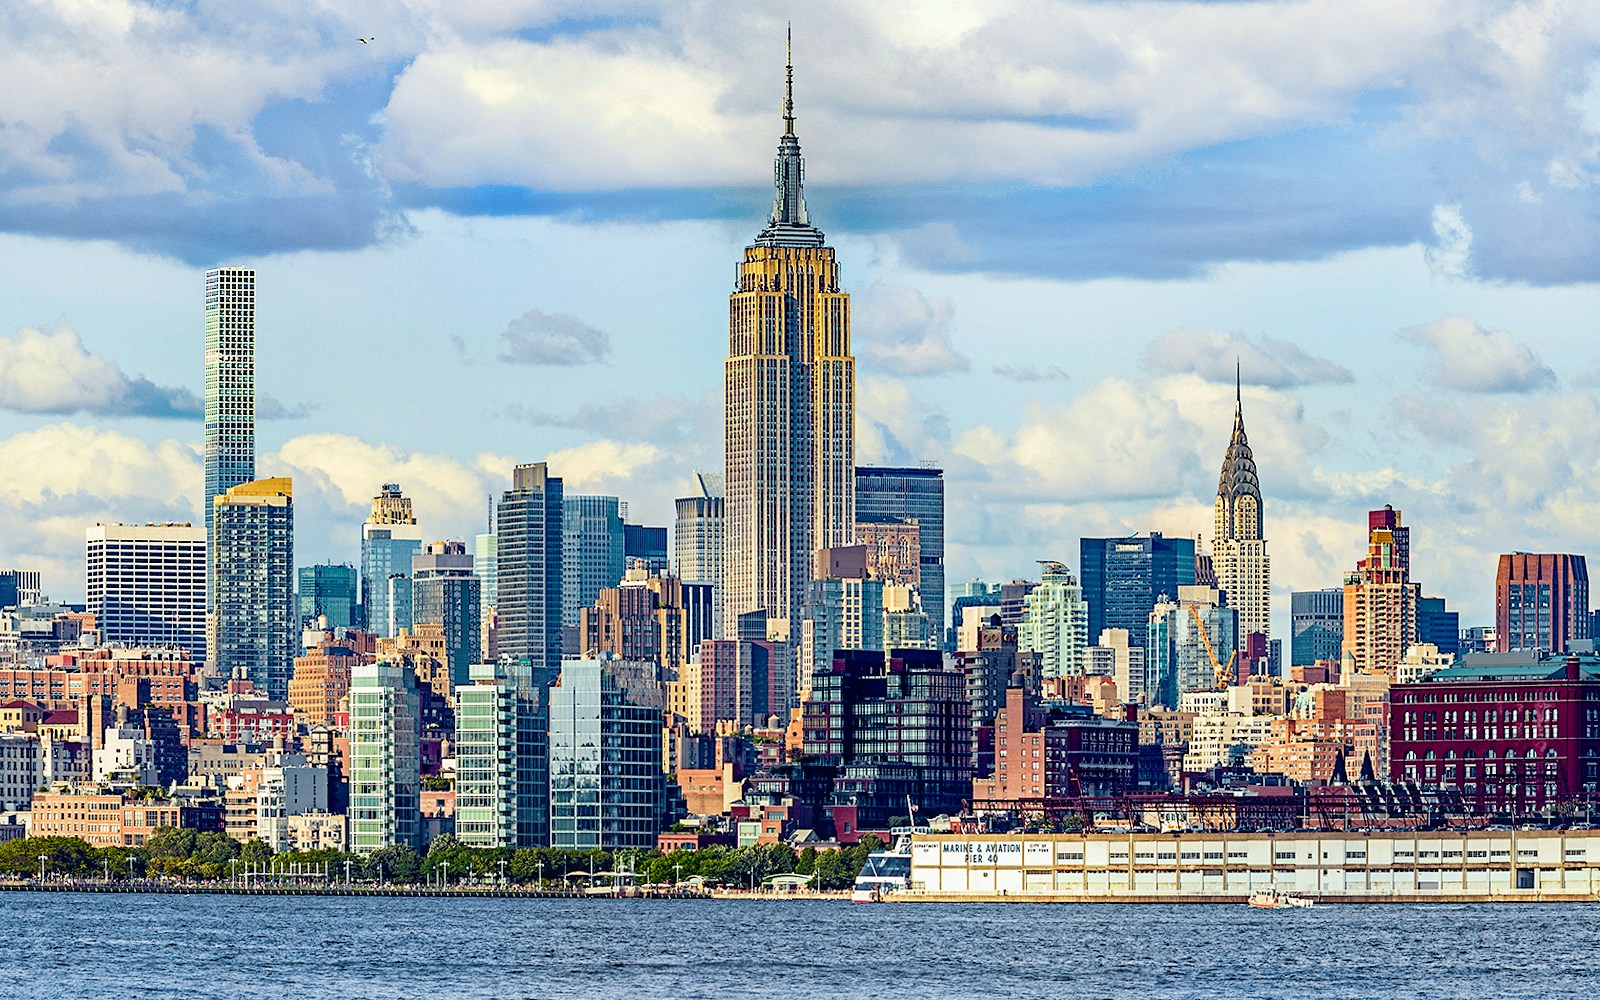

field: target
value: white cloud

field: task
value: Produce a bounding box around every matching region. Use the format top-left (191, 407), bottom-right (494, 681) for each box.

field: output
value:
top-left (1142, 329), bottom-right (1353, 388)
top-left (1401, 316), bottom-right (1556, 393)
top-left (1424, 204), bottom-right (1473, 280)
top-left (853, 281), bottom-right (969, 377)
top-left (0, 319), bottom-right (199, 418)
top-left (497, 308), bottom-right (611, 365)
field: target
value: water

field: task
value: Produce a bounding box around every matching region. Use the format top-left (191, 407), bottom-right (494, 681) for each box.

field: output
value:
top-left (4, 893), bottom-right (1597, 999)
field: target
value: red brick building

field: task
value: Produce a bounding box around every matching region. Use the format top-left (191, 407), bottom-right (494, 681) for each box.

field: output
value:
top-left (1388, 654), bottom-right (1600, 814)
top-left (1495, 553), bottom-right (1589, 654)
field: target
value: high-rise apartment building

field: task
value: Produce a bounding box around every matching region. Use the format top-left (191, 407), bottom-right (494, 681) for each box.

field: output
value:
top-left (1291, 588), bottom-right (1344, 666)
top-left (412, 541), bottom-right (481, 688)
top-left (348, 660), bottom-right (421, 853)
top-left (855, 467), bottom-right (945, 640)
top-left (548, 657), bottom-right (667, 850)
top-left (203, 267), bottom-right (255, 553)
top-left (678, 636), bottom-right (780, 734)
top-left (360, 484), bottom-right (423, 638)
top-left (1212, 373), bottom-right (1271, 645)
top-left (1417, 595), bottom-right (1460, 656)
top-left (210, 479), bottom-right (294, 699)
top-left (1018, 562), bottom-right (1089, 679)
top-left (454, 657), bottom-right (549, 849)
top-left (297, 564), bottom-right (357, 630)
top-left (1342, 506), bottom-right (1421, 675)
top-left (85, 523), bottom-right (206, 662)
top-left (1079, 533), bottom-right (1197, 650)
top-left (287, 635), bottom-right (362, 729)
top-left (725, 45), bottom-right (854, 641)
top-left (1084, 627), bottom-right (1146, 705)
top-left (673, 472), bottom-right (725, 639)
top-left (562, 495), bottom-right (625, 631)
top-left (1496, 553), bottom-right (1589, 654)
top-left (497, 463), bottom-right (564, 676)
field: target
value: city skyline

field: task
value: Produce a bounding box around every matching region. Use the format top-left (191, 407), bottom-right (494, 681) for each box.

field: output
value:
top-left (1, 7), bottom-right (1599, 636)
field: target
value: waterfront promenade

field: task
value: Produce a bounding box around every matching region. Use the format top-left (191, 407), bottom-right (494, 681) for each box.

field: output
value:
top-left (0, 879), bottom-right (848, 900)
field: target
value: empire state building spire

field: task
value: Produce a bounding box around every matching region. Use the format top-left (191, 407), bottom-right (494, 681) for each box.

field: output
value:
top-left (757, 26), bottom-right (823, 248)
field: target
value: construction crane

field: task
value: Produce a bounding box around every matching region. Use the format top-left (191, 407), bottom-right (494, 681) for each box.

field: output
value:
top-left (1188, 605), bottom-right (1238, 690)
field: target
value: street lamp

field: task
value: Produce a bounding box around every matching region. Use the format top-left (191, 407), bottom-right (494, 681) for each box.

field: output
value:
top-left (498, 859), bottom-right (507, 886)
top-left (103, 858), bottom-right (110, 883)
top-left (230, 859), bottom-right (239, 885)
top-left (441, 860), bottom-right (449, 889)
top-left (38, 854), bottom-right (47, 882)
top-left (536, 860), bottom-right (544, 887)
top-left (344, 859), bottom-right (353, 886)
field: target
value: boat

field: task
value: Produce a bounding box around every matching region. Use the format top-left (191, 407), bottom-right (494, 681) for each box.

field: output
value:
top-left (1247, 886), bottom-right (1315, 909)
top-left (851, 827), bottom-right (918, 902)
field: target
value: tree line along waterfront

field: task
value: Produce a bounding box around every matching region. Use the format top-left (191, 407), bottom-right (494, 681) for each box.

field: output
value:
top-left (0, 830), bottom-right (886, 890)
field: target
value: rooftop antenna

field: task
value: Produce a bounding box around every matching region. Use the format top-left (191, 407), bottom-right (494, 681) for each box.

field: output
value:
top-left (783, 22), bottom-right (795, 137)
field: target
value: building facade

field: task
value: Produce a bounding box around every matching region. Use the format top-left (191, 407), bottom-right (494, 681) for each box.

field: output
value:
top-left (1342, 506), bottom-right (1421, 675)
top-left (412, 541), bottom-right (481, 688)
top-left (1212, 375), bottom-right (1271, 646)
top-left (1080, 533), bottom-right (1197, 653)
top-left (1018, 562), bottom-right (1089, 679)
top-left (724, 50), bottom-right (854, 642)
top-left (203, 267), bottom-right (255, 554)
top-left (496, 463), bottom-right (564, 676)
top-left (673, 471), bottom-right (725, 639)
top-left (1496, 553), bottom-right (1589, 654)
top-left (210, 479), bottom-right (294, 699)
top-left (86, 523), bottom-right (206, 662)
top-left (855, 466), bottom-right (945, 641)
top-left (548, 657), bottom-right (666, 850)
top-left (297, 563), bottom-right (358, 630)
top-left (562, 495), bottom-right (625, 633)
top-left (360, 484), bottom-right (423, 639)
top-left (1291, 588), bottom-right (1344, 667)
top-left (454, 658), bottom-right (549, 849)
top-left (348, 661), bottom-right (422, 853)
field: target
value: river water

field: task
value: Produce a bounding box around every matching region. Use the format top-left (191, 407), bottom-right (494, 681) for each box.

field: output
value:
top-left (3, 892), bottom-right (1595, 998)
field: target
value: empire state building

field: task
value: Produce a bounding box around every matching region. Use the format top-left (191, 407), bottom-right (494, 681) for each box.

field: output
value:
top-left (724, 39), bottom-right (855, 649)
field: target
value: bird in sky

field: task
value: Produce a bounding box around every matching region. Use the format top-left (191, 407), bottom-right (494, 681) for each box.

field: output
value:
top-left (358, 37), bottom-right (374, 44)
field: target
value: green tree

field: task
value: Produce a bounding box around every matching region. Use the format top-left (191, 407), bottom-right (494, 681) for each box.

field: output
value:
top-left (796, 846), bottom-right (818, 877)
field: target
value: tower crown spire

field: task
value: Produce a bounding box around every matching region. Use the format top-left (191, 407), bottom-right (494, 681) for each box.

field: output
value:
top-left (755, 26), bottom-right (823, 248)
top-left (1218, 373), bottom-right (1260, 503)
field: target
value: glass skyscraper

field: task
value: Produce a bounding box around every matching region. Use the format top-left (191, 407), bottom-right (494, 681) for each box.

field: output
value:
top-left (561, 495), bottom-right (624, 630)
top-left (674, 472), bottom-right (725, 639)
top-left (454, 657), bottom-right (549, 849)
top-left (548, 657), bottom-right (665, 850)
top-left (854, 466), bottom-right (945, 642)
top-left (1290, 588), bottom-right (1344, 666)
top-left (211, 478), bottom-right (295, 699)
top-left (349, 660), bottom-right (422, 853)
top-left (497, 463), bottom-right (564, 677)
top-left (361, 483), bottom-right (422, 637)
top-left (204, 268), bottom-right (255, 549)
top-left (297, 563), bottom-right (358, 629)
top-left (1080, 533), bottom-right (1197, 649)
top-left (412, 541), bottom-right (482, 688)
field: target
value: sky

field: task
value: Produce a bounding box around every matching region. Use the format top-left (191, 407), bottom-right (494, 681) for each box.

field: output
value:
top-left (1, 1), bottom-right (1599, 640)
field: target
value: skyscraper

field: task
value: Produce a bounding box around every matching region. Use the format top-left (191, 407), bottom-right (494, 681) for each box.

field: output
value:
top-left (1146, 585), bottom-right (1239, 706)
top-left (497, 463), bottom-right (564, 677)
top-left (623, 522), bottom-right (669, 576)
top-left (1290, 588), bottom-right (1344, 666)
top-left (412, 541), bottom-right (482, 688)
top-left (348, 660), bottom-right (421, 853)
top-left (561, 495), bottom-right (625, 632)
top-left (361, 484), bottom-right (423, 638)
top-left (454, 657), bottom-right (549, 849)
top-left (1213, 369), bottom-right (1271, 645)
top-left (855, 466), bottom-right (945, 640)
top-left (548, 656), bottom-right (667, 850)
top-left (799, 545), bottom-right (885, 697)
top-left (1496, 553), bottom-right (1589, 654)
top-left (210, 478), bottom-right (295, 699)
top-left (1018, 562), bottom-right (1090, 678)
top-left (725, 38), bottom-right (854, 641)
top-left (673, 472), bottom-right (725, 639)
top-left (1342, 505), bottom-right (1421, 674)
top-left (1079, 533), bottom-right (1197, 650)
top-left (0, 570), bottom-right (42, 610)
top-left (297, 564), bottom-right (358, 629)
top-left (85, 523), bottom-right (206, 661)
top-left (203, 267), bottom-right (255, 551)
